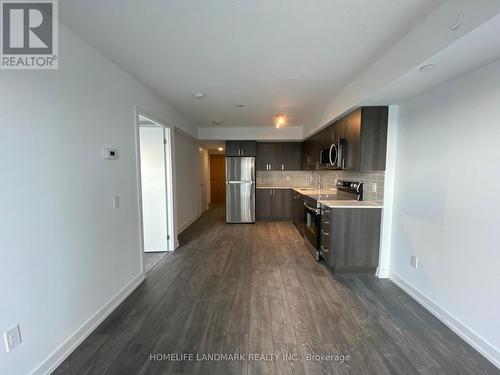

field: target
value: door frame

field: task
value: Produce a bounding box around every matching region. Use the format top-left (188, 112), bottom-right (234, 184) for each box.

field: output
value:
top-left (134, 107), bottom-right (176, 274)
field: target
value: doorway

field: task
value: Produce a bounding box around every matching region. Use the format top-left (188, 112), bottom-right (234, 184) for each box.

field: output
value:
top-left (136, 113), bottom-right (174, 273)
top-left (210, 154), bottom-right (226, 205)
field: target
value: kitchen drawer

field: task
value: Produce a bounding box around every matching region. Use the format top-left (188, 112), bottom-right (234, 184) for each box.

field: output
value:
top-left (320, 241), bottom-right (332, 266)
top-left (321, 209), bottom-right (331, 228)
top-left (321, 218), bottom-right (330, 231)
top-left (320, 232), bottom-right (331, 251)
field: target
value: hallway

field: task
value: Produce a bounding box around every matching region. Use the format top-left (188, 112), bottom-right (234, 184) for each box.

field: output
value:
top-left (54, 207), bottom-right (498, 375)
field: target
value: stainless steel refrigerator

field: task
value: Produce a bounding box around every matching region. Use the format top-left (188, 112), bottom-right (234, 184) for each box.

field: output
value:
top-left (225, 157), bottom-right (255, 223)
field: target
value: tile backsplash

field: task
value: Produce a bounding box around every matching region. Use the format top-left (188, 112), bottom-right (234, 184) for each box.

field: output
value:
top-left (256, 170), bottom-right (385, 203)
top-left (257, 171), bottom-right (314, 188)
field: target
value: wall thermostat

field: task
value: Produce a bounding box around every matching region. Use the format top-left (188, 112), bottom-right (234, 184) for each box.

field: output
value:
top-left (103, 147), bottom-right (119, 160)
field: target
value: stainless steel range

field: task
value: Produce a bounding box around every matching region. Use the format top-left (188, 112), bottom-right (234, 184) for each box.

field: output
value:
top-left (294, 180), bottom-right (363, 261)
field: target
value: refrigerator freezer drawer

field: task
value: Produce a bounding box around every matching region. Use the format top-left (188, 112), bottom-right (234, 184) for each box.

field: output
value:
top-left (226, 182), bottom-right (255, 223)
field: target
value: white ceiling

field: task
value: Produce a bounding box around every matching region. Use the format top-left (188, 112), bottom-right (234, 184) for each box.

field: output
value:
top-left (364, 12), bottom-right (500, 106)
top-left (60, 0), bottom-right (442, 129)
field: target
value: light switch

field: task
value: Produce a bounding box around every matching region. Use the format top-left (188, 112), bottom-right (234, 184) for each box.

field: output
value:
top-left (112, 195), bottom-right (120, 208)
top-left (410, 255), bottom-right (419, 269)
top-left (4, 325), bottom-right (22, 352)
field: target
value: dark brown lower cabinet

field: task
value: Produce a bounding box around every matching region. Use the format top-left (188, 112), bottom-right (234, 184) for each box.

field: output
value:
top-left (320, 207), bottom-right (382, 274)
top-left (256, 188), bottom-right (292, 221)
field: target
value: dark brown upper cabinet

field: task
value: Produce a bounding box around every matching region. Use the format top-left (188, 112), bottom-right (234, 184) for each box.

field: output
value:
top-left (301, 140), bottom-right (313, 169)
top-left (280, 142), bottom-right (302, 171)
top-left (225, 141), bottom-right (256, 157)
top-left (344, 107), bottom-right (388, 171)
top-left (256, 142), bottom-right (301, 171)
top-left (301, 134), bottom-right (320, 170)
top-left (301, 106), bottom-right (388, 171)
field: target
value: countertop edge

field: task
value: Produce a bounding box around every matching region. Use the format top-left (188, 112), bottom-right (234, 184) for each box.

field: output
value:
top-left (318, 201), bottom-right (383, 209)
top-left (255, 186), bottom-right (383, 208)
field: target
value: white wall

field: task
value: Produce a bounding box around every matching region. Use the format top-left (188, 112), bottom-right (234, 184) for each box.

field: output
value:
top-left (139, 127), bottom-right (168, 252)
top-left (0, 24), bottom-right (194, 375)
top-left (390, 60), bottom-right (500, 367)
top-left (175, 130), bottom-right (202, 233)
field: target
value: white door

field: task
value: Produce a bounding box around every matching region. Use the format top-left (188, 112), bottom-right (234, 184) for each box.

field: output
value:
top-left (139, 126), bottom-right (168, 252)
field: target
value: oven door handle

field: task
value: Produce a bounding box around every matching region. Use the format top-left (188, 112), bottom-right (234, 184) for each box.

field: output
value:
top-left (304, 202), bottom-right (320, 214)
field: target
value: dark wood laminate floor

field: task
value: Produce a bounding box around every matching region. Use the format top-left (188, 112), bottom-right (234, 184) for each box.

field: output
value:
top-left (143, 252), bottom-right (168, 273)
top-left (54, 206), bottom-right (499, 375)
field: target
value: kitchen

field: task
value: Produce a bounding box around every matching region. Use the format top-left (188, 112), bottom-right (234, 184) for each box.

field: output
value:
top-left (224, 106), bottom-right (387, 276)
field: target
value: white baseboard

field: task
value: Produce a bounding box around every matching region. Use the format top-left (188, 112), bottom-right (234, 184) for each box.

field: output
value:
top-left (390, 272), bottom-right (500, 369)
top-left (31, 272), bottom-right (145, 375)
top-left (376, 267), bottom-right (390, 278)
top-left (177, 213), bottom-right (201, 234)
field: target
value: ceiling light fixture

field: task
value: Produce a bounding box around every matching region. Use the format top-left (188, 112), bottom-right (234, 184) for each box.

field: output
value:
top-left (192, 92), bottom-right (206, 99)
top-left (275, 113), bottom-right (286, 128)
top-left (419, 64), bottom-right (436, 72)
top-left (217, 147), bottom-right (224, 152)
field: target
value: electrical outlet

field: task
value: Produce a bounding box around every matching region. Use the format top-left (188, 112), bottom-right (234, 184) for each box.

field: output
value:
top-left (410, 255), bottom-right (419, 269)
top-left (112, 195), bottom-right (120, 208)
top-left (4, 325), bottom-right (22, 352)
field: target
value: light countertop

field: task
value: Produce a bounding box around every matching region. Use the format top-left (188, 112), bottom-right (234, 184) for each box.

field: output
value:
top-left (255, 185), bottom-right (383, 208)
top-left (319, 200), bottom-right (382, 209)
top-left (256, 186), bottom-right (304, 190)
